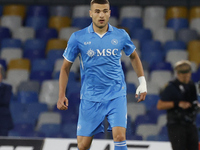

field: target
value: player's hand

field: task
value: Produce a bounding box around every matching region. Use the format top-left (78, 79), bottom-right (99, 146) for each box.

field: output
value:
top-left (135, 86), bottom-right (147, 102)
top-left (178, 101), bottom-right (191, 109)
top-left (135, 76), bottom-right (147, 103)
top-left (57, 96), bottom-right (68, 110)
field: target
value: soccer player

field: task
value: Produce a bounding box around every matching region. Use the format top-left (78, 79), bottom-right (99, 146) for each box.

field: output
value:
top-left (57, 0), bottom-right (147, 149)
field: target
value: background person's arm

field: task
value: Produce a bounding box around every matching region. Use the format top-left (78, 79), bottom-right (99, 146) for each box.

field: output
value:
top-left (157, 100), bottom-right (191, 110)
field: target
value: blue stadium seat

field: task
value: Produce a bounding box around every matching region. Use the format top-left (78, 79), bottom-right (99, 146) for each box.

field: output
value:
top-left (68, 71), bottom-right (79, 82)
top-left (38, 124), bottom-right (61, 137)
top-left (94, 132), bottom-right (105, 139)
top-left (120, 18), bottom-right (143, 32)
top-left (164, 40), bottom-right (186, 54)
top-left (53, 71), bottom-right (60, 79)
top-left (54, 109), bottom-right (77, 126)
top-left (66, 80), bottom-right (81, 97)
top-left (134, 114), bottom-right (157, 127)
top-left (67, 92), bottom-right (80, 109)
top-left (126, 135), bottom-right (143, 140)
top-left (47, 50), bottom-right (64, 64)
top-left (25, 16), bottom-right (48, 30)
top-left (1, 38), bottom-right (22, 49)
top-left (110, 6), bottom-right (119, 18)
top-left (24, 48), bottom-right (45, 61)
top-left (140, 40), bottom-right (162, 53)
top-left (141, 50), bottom-right (164, 66)
top-left (146, 135), bottom-right (169, 141)
top-left (27, 5), bottom-right (49, 17)
top-left (8, 130), bottom-right (21, 137)
top-left (36, 28), bottom-right (58, 42)
top-left (10, 102), bottom-right (25, 118)
top-left (32, 132), bottom-right (46, 138)
top-left (141, 94), bottom-right (160, 111)
top-left (126, 83), bottom-right (136, 94)
top-left (31, 59), bottom-right (54, 72)
top-left (148, 107), bottom-right (166, 117)
top-left (72, 17), bottom-right (92, 29)
top-left (192, 68), bottom-right (200, 82)
top-left (0, 59), bottom-right (7, 70)
top-left (196, 113), bottom-right (200, 126)
top-left (23, 39), bottom-right (46, 61)
top-left (126, 115), bottom-right (135, 137)
top-left (12, 123), bottom-right (35, 136)
top-left (25, 103), bottom-right (48, 120)
top-left (17, 91), bottom-right (39, 103)
top-left (149, 62), bottom-right (173, 72)
top-left (167, 18), bottom-right (189, 32)
top-left (0, 27), bottom-right (11, 41)
top-left (62, 123), bottom-right (77, 138)
top-left (130, 28), bottom-right (152, 43)
top-left (30, 70), bottom-right (52, 83)
top-left (12, 112), bottom-right (37, 126)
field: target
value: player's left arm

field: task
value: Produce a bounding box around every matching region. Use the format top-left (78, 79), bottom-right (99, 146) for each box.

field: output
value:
top-left (129, 50), bottom-right (147, 102)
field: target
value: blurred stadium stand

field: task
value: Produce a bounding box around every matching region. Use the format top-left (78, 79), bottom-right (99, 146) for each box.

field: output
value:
top-left (0, 0), bottom-right (199, 141)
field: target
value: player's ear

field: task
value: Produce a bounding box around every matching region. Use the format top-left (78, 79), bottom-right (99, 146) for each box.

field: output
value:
top-left (89, 10), bottom-right (92, 18)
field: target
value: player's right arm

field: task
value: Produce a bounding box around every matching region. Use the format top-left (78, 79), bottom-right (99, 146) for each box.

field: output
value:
top-left (57, 32), bottom-right (79, 110)
top-left (57, 59), bottom-right (73, 110)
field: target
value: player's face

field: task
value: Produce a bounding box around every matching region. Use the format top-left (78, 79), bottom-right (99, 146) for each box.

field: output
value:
top-left (89, 3), bottom-right (111, 30)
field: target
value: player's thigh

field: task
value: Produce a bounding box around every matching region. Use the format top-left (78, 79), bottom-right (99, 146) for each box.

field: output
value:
top-left (77, 136), bottom-right (93, 149)
top-left (77, 99), bottom-right (105, 136)
top-left (107, 95), bottom-right (127, 129)
top-left (112, 126), bottom-right (126, 141)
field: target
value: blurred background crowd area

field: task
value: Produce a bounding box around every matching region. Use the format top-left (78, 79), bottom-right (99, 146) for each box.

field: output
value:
top-left (0, 0), bottom-right (200, 142)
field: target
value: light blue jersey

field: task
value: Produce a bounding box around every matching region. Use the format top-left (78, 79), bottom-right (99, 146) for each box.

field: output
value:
top-left (63, 23), bottom-right (136, 102)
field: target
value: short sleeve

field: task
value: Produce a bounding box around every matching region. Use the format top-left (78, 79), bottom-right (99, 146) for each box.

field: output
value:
top-left (63, 33), bottom-right (79, 62)
top-left (122, 30), bottom-right (136, 56)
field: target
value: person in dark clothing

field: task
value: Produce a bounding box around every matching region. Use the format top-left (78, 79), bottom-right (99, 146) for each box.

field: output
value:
top-left (157, 60), bottom-right (199, 150)
top-left (0, 64), bottom-right (13, 136)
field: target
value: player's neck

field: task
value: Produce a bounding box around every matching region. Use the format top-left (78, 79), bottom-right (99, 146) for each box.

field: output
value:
top-left (93, 24), bottom-right (108, 35)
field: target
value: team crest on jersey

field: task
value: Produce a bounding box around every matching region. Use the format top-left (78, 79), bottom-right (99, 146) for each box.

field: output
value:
top-left (111, 39), bottom-right (118, 45)
top-left (87, 49), bottom-right (95, 57)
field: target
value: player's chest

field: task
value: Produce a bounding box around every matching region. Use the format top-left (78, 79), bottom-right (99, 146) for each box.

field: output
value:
top-left (78, 35), bottom-right (123, 59)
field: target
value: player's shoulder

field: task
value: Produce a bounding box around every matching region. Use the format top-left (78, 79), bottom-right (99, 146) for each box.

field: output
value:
top-left (72, 26), bottom-right (90, 40)
top-left (74, 26), bottom-right (90, 35)
top-left (112, 26), bottom-right (127, 34)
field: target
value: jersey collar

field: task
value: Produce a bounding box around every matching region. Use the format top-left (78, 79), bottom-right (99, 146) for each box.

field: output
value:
top-left (88, 23), bottom-right (113, 33)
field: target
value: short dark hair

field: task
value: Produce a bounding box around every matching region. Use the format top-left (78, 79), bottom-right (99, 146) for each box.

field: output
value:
top-left (90, 0), bottom-right (109, 5)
